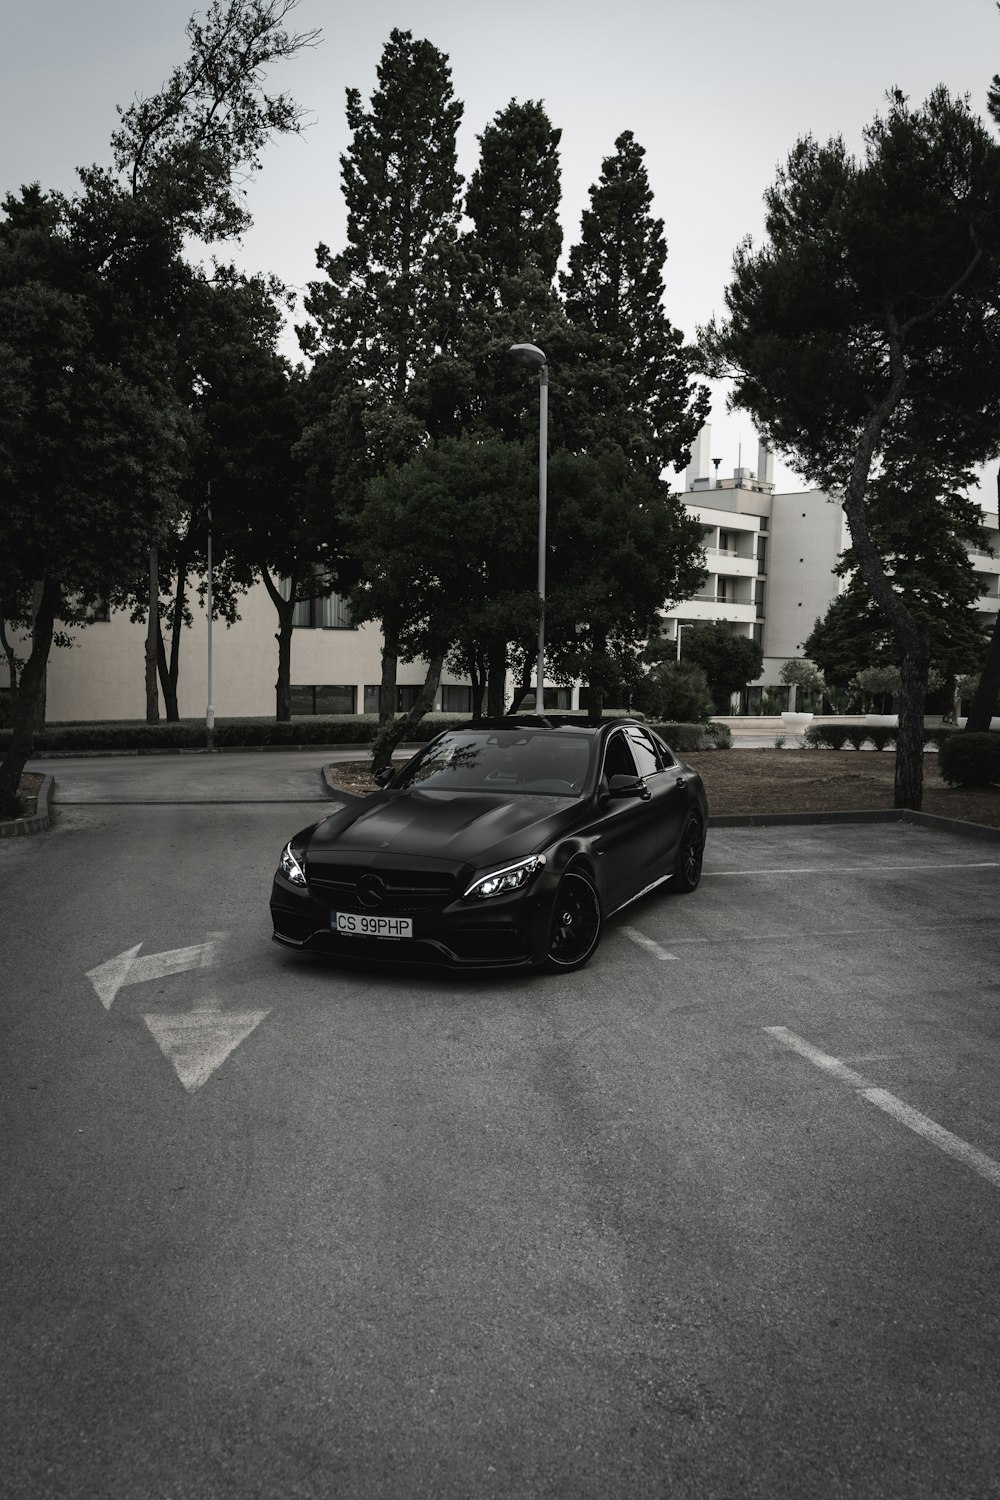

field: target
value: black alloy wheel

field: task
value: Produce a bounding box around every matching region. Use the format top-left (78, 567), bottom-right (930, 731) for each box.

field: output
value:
top-left (544, 870), bottom-right (602, 972)
top-left (672, 815), bottom-right (705, 893)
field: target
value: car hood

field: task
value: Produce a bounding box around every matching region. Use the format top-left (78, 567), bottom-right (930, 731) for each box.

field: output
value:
top-left (306, 788), bottom-right (582, 869)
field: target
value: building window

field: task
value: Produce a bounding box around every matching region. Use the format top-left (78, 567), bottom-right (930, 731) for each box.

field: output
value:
top-left (441, 685), bottom-right (472, 713)
top-left (292, 591), bottom-right (354, 629)
top-left (291, 684), bottom-right (357, 715)
top-left (364, 684), bottom-right (423, 714)
top-left (756, 537), bottom-right (767, 574)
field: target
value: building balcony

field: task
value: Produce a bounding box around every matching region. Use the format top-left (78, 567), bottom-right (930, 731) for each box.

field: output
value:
top-left (671, 599), bottom-right (757, 624)
top-left (703, 549), bottom-right (758, 577)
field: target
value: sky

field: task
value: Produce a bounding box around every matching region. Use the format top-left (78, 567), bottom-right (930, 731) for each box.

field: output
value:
top-left (4, 0), bottom-right (1000, 499)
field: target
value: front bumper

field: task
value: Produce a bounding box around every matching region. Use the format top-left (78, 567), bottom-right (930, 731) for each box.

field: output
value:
top-left (269, 870), bottom-right (555, 970)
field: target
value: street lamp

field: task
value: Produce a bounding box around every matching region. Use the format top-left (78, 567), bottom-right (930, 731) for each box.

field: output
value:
top-left (509, 342), bottom-right (548, 714)
top-left (675, 622), bottom-right (692, 662)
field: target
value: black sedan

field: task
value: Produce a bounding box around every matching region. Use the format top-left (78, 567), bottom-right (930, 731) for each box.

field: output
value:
top-left (270, 716), bottom-right (708, 973)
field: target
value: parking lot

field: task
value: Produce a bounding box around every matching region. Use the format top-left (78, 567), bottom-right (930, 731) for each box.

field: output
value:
top-left (2, 755), bottom-right (999, 1498)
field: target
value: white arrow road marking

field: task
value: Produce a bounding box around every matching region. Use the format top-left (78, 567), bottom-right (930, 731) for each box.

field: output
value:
top-left (143, 996), bottom-right (271, 1094)
top-left (86, 938), bottom-right (218, 1010)
top-left (85, 932), bottom-right (268, 1091)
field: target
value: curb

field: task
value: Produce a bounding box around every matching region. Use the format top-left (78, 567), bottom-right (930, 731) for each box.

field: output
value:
top-left (321, 765), bottom-right (364, 802)
top-left (0, 775), bottom-right (55, 838)
top-left (17, 742), bottom-right (429, 760)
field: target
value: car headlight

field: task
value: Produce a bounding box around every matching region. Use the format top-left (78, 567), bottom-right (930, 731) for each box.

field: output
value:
top-left (279, 841), bottom-right (307, 887)
top-left (463, 854), bottom-right (546, 900)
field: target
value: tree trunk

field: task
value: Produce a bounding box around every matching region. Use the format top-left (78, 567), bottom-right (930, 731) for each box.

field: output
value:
top-left (0, 613), bottom-right (20, 714)
top-left (465, 641), bottom-right (483, 723)
top-left (835, 329), bottom-right (925, 808)
top-left (0, 576), bottom-right (59, 819)
top-left (156, 620), bottom-right (179, 721)
top-left (371, 654), bottom-right (444, 774)
top-left (486, 638), bottom-right (507, 717)
top-left (379, 614), bottom-right (399, 727)
top-left (966, 610), bottom-right (1000, 732)
top-left (145, 547), bottom-right (160, 723)
top-left (160, 535), bottom-right (193, 722)
top-left (274, 608), bottom-right (293, 721)
top-left (259, 568), bottom-right (295, 722)
top-left (894, 646), bottom-right (928, 811)
top-left (508, 654), bottom-right (533, 715)
top-left (584, 626), bottom-right (607, 722)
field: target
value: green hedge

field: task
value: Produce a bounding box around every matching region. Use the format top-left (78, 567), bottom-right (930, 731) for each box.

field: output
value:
top-left (938, 731), bottom-right (1000, 787)
top-left (0, 715), bottom-right (376, 753)
top-left (803, 722), bottom-right (952, 753)
top-left (1, 710), bottom-right (731, 755)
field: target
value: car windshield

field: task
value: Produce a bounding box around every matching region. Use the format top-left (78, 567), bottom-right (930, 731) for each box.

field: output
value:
top-left (394, 729), bottom-right (594, 796)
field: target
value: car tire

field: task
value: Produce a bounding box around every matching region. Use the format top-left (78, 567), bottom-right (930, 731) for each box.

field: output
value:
top-left (672, 815), bottom-right (705, 893)
top-left (544, 870), bottom-right (602, 972)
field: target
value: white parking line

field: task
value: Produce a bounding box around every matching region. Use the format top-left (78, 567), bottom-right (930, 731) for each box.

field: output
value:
top-left (652, 919), bottom-right (993, 948)
top-left (766, 1025), bottom-right (1000, 1192)
top-left (621, 927), bottom-right (678, 960)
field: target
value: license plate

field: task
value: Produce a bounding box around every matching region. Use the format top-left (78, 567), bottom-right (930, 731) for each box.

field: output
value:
top-left (333, 912), bottom-right (413, 940)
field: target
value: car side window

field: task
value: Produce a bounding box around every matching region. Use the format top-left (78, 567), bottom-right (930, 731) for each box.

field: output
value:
top-left (646, 730), bottom-right (677, 768)
top-left (626, 727), bottom-right (663, 778)
top-left (602, 731), bottom-right (639, 782)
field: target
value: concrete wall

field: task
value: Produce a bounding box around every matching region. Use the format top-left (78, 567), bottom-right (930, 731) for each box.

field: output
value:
top-left (762, 490), bottom-right (847, 676)
top-left (2, 581), bottom-right (461, 721)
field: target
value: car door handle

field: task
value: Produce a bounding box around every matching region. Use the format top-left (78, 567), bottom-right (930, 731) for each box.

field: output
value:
top-left (675, 776), bottom-right (686, 789)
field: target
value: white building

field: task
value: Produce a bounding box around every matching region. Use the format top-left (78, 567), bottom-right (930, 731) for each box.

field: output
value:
top-left (3, 426), bottom-right (998, 721)
top-left (669, 427), bottom-right (1000, 705)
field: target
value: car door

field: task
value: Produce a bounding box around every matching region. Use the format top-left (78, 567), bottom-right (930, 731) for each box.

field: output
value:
top-left (591, 729), bottom-right (660, 911)
top-left (625, 726), bottom-right (692, 878)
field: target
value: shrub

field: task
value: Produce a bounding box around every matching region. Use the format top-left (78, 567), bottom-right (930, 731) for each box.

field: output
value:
top-left (867, 726), bottom-right (896, 751)
top-left (633, 661), bottom-right (715, 724)
top-left (648, 720), bottom-right (731, 752)
top-left (937, 731), bottom-right (1000, 787)
top-left (804, 722), bottom-right (852, 750)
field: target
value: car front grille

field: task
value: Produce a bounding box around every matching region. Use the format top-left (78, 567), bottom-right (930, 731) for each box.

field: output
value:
top-left (306, 865), bottom-right (457, 914)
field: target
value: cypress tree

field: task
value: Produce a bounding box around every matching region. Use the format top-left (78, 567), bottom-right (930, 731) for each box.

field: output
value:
top-left (301, 28), bottom-right (464, 418)
top-left (299, 29), bottom-right (465, 722)
top-left (561, 130), bottom-right (708, 474)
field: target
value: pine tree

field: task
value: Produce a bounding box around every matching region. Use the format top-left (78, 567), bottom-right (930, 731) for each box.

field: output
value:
top-left (561, 130), bottom-right (708, 474)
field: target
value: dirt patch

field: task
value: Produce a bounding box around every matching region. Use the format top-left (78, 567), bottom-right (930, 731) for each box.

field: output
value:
top-left (11, 772), bottom-right (44, 821)
top-left (326, 750), bottom-right (1000, 831)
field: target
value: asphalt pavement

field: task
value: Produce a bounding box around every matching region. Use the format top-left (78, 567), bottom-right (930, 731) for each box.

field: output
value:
top-left (2, 749), bottom-right (999, 1499)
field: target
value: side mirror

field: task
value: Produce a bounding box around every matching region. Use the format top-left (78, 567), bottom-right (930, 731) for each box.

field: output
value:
top-left (373, 767), bottom-right (395, 788)
top-left (607, 773), bottom-right (650, 801)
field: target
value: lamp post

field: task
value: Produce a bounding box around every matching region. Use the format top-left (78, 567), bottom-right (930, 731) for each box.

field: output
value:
top-left (509, 343), bottom-right (548, 714)
top-left (675, 622), bottom-right (691, 662)
top-left (206, 481), bottom-right (215, 751)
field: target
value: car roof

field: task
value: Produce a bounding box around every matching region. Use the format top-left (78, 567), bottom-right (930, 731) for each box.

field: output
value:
top-left (452, 716), bottom-right (647, 735)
